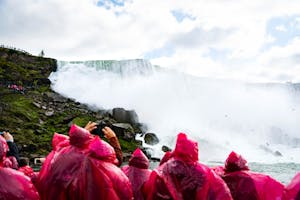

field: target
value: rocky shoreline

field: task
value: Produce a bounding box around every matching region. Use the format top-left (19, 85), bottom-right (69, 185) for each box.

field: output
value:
top-left (0, 46), bottom-right (160, 164)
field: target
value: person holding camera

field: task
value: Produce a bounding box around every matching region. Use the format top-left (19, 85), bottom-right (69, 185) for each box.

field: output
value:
top-left (0, 133), bottom-right (40, 199)
top-left (85, 121), bottom-right (123, 166)
top-left (0, 131), bottom-right (20, 166)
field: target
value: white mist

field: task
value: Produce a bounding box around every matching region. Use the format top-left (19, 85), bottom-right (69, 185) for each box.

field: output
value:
top-left (49, 61), bottom-right (300, 163)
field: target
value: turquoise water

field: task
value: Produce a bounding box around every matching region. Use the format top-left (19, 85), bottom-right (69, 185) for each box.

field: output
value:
top-left (149, 161), bottom-right (300, 184)
top-left (33, 161), bottom-right (299, 185)
top-left (249, 162), bottom-right (300, 184)
top-left (206, 161), bottom-right (300, 184)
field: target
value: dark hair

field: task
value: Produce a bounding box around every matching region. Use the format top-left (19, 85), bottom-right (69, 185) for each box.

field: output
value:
top-left (19, 157), bottom-right (29, 167)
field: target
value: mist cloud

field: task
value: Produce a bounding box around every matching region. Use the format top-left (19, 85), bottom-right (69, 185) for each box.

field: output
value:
top-left (0, 0), bottom-right (300, 82)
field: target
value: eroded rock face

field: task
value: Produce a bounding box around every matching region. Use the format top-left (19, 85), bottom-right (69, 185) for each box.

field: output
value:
top-left (0, 47), bottom-right (145, 161)
top-left (112, 107), bottom-right (139, 124)
top-left (0, 47), bottom-right (57, 85)
top-left (144, 133), bottom-right (159, 145)
top-left (112, 123), bottom-right (136, 141)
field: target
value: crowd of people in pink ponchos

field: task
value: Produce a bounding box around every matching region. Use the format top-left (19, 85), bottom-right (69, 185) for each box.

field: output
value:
top-left (1, 124), bottom-right (300, 200)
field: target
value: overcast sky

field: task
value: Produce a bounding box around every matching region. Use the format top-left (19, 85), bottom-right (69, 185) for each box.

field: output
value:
top-left (0, 0), bottom-right (300, 82)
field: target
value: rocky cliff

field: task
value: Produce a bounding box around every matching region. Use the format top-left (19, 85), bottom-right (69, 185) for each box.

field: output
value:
top-left (0, 47), bottom-right (142, 160)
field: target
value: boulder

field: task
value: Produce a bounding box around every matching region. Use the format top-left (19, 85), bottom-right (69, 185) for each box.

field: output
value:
top-left (32, 102), bottom-right (41, 108)
top-left (112, 123), bottom-right (135, 141)
top-left (134, 123), bottom-right (148, 133)
top-left (162, 145), bottom-right (172, 152)
top-left (144, 133), bottom-right (159, 145)
top-left (45, 92), bottom-right (68, 103)
top-left (112, 108), bottom-right (139, 124)
top-left (45, 110), bottom-right (54, 117)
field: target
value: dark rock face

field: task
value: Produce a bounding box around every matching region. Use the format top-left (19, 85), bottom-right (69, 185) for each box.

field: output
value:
top-left (0, 47), bottom-right (144, 160)
top-left (112, 123), bottom-right (136, 141)
top-left (112, 107), bottom-right (139, 124)
top-left (0, 47), bottom-right (57, 86)
top-left (162, 145), bottom-right (172, 152)
top-left (144, 133), bottom-right (159, 145)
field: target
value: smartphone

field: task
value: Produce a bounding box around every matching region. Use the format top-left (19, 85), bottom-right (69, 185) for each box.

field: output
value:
top-left (90, 122), bottom-right (106, 137)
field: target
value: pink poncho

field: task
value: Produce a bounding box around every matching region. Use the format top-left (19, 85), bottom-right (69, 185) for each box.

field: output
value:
top-left (122, 148), bottom-right (152, 200)
top-left (0, 136), bottom-right (40, 199)
top-left (222, 151), bottom-right (284, 200)
top-left (143, 133), bottom-right (232, 200)
top-left (283, 172), bottom-right (300, 200)
top-left (36, 124), bottom-right (133, 200)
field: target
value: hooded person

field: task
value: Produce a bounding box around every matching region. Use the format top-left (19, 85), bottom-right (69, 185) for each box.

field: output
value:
top-left (18, 157), bottom-right (38, 183)
top-left (283, 172), bottom-right (300, 200)
top-left (121, 148), bottom-right (152, 200)
top-left (5, 156), bottom-right (18, 169)
top-left (222, 151), bottom-right (284, 200)
top-left (1, 131), bottom-right (20, 165)
top-left (143, 133), bottom-right (233, 200)
top-left (35, 124), bottom-right (132, 200)
top-left (0, 135), bottom-right (40, 200)
top-left (36, 132), bottom-right (70, 184)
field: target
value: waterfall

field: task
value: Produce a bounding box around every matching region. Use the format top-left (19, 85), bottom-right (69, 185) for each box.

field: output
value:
top-left (49, 59), bottom-right (300, 163)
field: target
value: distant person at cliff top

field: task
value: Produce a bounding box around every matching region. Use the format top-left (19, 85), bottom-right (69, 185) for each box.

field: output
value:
top-left (0, 134), bottom-right (40, 199)
top-left (122, 148), bottom-right (152, 200)
top-left (221, 151), bottom-right (284, 200)
top-left (143, 132), bottom-right (233, 200)
top-left (35, 124), bottom-right (132, 200)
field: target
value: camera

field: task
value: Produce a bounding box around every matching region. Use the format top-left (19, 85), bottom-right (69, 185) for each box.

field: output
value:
top-left (90, 121), bottom-right (107, 137)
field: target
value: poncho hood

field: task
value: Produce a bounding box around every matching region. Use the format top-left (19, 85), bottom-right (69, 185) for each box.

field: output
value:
top-left (52, 132), bottom-right (70, 151)
top-left (69, 124), bottom-right (93, 148)
top-left (173, 133), bottom-right (198, 163)
top-left (89, 136), bottom-right (118, 164)
top-left (0, 136), bottom-right (8, 165)
top-left (129, 148), bottom-right (149, 169)
top-left (225, 151), bottom-right (249, 173)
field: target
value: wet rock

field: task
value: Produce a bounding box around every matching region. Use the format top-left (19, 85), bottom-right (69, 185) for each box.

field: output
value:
top-left (162, 145), bottom-right (172, 152)
top-left (135, 140), bottom-right (143, 147)
top-left (144, 133), bottom-right (159, 145)
top-left (63, 115), bottom-right (77, 124)
top-left (38, 119), bottom-right (44, 124)
top-left (45, 110), bottom-right (54, 116)
top-left (37, 78), bottom-right (51, 85)
top-left (134, 123), bottom-right (148, 133)
top-left (112, 123), bottom-right (135, 141)
top-left (112, 123), bottom-right (133, 130)
top-left (112, 107), bottom-right (139, 124)
top-left (32, 102), bottom-right (41, 108)
top-left (274, 151), bottom-right (282, 157)
top-left (45, 92), bottom-right (68, 103)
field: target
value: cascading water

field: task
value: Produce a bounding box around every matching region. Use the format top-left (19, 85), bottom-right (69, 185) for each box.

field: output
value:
top-left (49, 60), bottom-right (300, 166)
